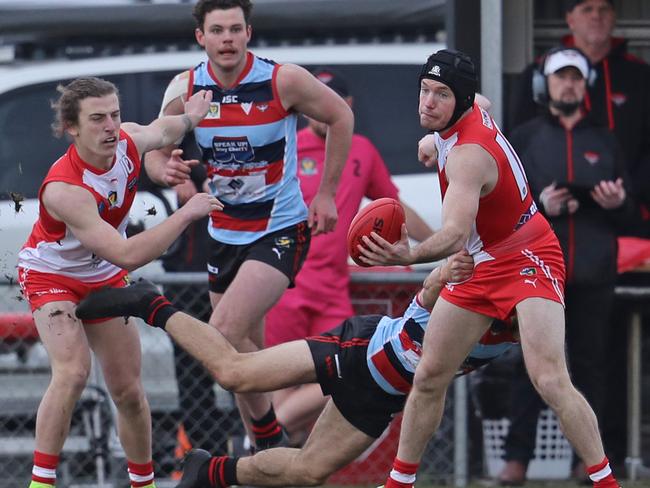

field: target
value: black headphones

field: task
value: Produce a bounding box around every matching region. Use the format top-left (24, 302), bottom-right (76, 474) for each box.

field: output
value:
top-left (532, 46), bottom-right (596, 105)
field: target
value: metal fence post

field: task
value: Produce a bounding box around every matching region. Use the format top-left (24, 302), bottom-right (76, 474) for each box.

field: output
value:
top-left (454, 376), bottom-right (468, 487)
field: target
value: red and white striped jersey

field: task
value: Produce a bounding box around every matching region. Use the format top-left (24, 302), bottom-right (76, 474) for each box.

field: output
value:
top-left (434, 104), bottom-right (550, 255)
top-left (17, 130), bottom-right (141, 282)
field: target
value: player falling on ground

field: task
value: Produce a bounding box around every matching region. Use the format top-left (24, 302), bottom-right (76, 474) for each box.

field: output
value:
top-left (75, 251), bottom-right (518, 488)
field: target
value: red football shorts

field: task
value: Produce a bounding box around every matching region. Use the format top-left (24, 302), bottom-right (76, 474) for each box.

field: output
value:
top-left (440, 226), bottom-right (566, 321)
top-left (18, 267), bottom-right (129, 324)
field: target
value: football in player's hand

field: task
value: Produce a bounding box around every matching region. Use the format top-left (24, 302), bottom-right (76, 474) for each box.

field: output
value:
top-left (347, 198), bottom-right (405, 267)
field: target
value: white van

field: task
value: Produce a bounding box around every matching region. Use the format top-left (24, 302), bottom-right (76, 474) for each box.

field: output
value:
top-left (0, 44), bottom-right (445, 478)
top-left (0, 42), bottom-right (444, 275)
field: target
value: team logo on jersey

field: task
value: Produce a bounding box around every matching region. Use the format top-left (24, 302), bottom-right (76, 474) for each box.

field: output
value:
top-left (520, 267), bottom-right (537, 276)
top-left (611, 93), bottom-right (627, 107)
top-left (33, 288), bottom-right (68, 296)
top-left (206, 102), bottom-right (221, 119)
top-left (90, 252), bottom-right (102, 268)
top-left (212, 136), bottom-right (254, 165)
top-left (118, 154), bottom-right (134, 174)
top-left (228, 178), bottom-right (244, 191)
top-left (480, 107), bottom-right (493, 129)
top-left (221, 94), bottom-right (239, 104)
top-left (256, 103), bottom-right (269, 112)
top-left (524, 278), bottom-right (538, 288)
top-left (98, 201), bottom-right (106, 214)
top-left (401, 348), bottom-right (421, 369)
top-left (514, 201), bottom-right (538, 231)
top-left (107, 191), bottom-right (118, 208)
top-left (272, 236), bottom-right (294, 260)
top-left (584, 151), bottom-right (600, 165)
top-left (127, 176), bottom-right (138, 192)
top-left (299, 157), bottom-right (318, 176)
top-left (241, 102), bottom-right (253, 115)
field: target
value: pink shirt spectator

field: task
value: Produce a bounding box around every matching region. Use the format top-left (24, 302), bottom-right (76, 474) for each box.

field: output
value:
top-left (265, 127), bottom-right (399, 346)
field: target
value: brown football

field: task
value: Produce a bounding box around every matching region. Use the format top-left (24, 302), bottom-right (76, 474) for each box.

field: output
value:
top-left (347, 198), bottom-right (405, 267)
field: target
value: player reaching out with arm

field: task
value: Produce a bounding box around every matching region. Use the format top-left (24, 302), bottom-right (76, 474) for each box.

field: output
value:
top-left (75, 251), bottom-right (519, 488)
top-left (16, 76), bottom-right (221, 488)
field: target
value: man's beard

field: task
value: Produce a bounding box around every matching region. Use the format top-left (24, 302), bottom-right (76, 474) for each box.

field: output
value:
top-left (550, 99), bottom-right (581, 116)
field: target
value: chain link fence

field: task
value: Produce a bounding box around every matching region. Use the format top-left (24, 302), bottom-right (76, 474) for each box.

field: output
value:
top-left (0, 270), bottom-right (468, 488)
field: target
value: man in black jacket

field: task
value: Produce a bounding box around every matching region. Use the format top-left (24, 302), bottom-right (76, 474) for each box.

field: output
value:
top-left (508, 0), bottom-right (650, 214)
top-left (498, 46), bottom-right (633, 486)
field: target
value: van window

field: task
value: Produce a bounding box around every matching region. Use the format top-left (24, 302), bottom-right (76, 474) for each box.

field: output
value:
top-left (0, 73), bottom-right (168, 200)
top-left (0, 82), bottom-right (69, 200)
top-left (302, 64), bottom-right (428, 177)
top-left (0, 63), bottom-right (428, 200)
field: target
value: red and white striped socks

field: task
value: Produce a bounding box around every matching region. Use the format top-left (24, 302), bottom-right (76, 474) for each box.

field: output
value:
top-left (587, 457), bottom-right (620, 488)
top-left (127, 460), bottom-right (156, 488)
top-left (30, 450), bottom-right (59, 487)
top-left (384, 458), bottom-right (419, 488)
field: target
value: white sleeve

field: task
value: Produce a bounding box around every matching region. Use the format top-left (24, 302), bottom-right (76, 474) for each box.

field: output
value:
top-left (159, 71), bottom-right (190, 117)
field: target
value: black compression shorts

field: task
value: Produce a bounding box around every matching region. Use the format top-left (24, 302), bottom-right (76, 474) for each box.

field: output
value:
top-left (207, 221), bottom-right (310, 294)
top-left (306, 314), bottom-right (406, 438)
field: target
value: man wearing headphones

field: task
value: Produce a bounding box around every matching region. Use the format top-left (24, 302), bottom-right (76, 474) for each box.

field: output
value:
top-left (508, 0), bottom-right (650, 216)
top-left (504, 0), bottom-right (650, 473)
top-left (497, 47), bottom-right (634, 486)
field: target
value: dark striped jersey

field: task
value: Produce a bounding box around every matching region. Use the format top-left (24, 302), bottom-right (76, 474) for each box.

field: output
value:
top-left (367, 294), bottom-right (518, 395)
top-left (188, 52), bottom-right (308, 244)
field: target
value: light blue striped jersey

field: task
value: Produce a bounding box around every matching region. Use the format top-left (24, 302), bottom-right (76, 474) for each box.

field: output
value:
top-left (367, 295), bottom-right (518, 396)
top-left (189, 52), bottom-right (308, 244)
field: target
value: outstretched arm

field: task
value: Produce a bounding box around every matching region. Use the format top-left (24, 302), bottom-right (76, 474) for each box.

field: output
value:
top-left (42, 182), bottom-right (221, 271)
top-left (125, 89), bottom-right (212, 186)
top-left (359, 144), bottom-right (494, 266)
top-left (124, 90), bottom-right (211, 155)
top-left (417, 250), bottom-right (474, 309)
top-left (143, 73), bottom-right (190, 186)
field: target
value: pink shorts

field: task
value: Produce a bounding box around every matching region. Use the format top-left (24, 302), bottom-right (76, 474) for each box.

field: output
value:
top-left (265, 287), bottom-right (354, 347)
top-left (441, 228), bottom-right (566, 321)
top-left (18, 268), bottom-right (129, 324)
